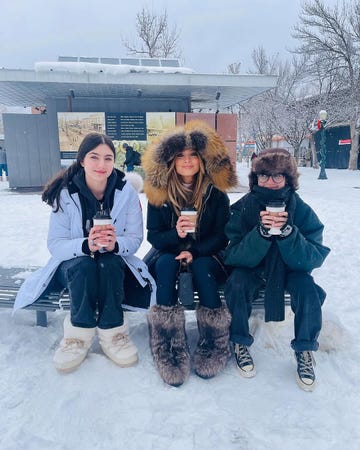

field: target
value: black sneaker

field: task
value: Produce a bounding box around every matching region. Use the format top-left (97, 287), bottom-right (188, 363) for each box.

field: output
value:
top-left (234, 344), bottom-right (256, 378)
top-left (295, 351), bottom-right (316, 391)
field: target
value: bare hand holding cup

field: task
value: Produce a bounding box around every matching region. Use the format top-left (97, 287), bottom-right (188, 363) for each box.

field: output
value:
top-left (176, 208), bottom-right (197, 237)
top-left (261, 202), bottom-right (287, 235)
top-left (91, 212), bottom-right (116, 250)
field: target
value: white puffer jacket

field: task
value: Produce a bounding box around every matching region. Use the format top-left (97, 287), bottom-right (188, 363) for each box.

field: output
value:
top-left (14, 180), bottom-right (155, 311)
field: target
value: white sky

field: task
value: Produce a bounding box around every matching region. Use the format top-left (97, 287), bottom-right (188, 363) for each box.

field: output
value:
top-left (1, 0), bottom-right (339, 74)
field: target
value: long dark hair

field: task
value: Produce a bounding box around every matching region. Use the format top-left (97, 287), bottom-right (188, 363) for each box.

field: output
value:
top-left (42, 132), bottom-right (116, 211)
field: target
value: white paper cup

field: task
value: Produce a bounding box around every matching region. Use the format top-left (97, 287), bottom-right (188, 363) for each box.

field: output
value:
top-left (93, 218), bottom-right (112, 227)
top-left (266, 204), bottom-right (285, 235)
top-left (180, 210), bottom-right (197, 233)
top-left (93, 218), bottom-right (112, 246)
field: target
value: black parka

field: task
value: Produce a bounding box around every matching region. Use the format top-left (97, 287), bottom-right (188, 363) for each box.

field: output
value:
top-left (147, 184), bottom-right (230, 260)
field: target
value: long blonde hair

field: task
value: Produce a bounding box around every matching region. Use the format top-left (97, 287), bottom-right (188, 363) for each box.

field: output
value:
top-left (166, 153), bottom-right (210, 216)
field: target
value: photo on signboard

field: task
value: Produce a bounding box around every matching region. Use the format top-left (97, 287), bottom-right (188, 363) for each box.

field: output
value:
top-left (57, 112), bottom-right (176, 171)
top-left (146, 112), bottom-right (175, 143)
top-left (58, 112), bottom-right (106, 160)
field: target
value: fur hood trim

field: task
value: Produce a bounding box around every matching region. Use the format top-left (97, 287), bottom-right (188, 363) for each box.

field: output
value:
top-left (250, 148), bottom-right (299, 190)
top-left (142, 120), bottom-right (238, 205)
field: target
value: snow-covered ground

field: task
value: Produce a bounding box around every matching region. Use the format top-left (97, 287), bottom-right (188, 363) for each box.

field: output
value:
top-left (0, 164), bottom-right (359, 450)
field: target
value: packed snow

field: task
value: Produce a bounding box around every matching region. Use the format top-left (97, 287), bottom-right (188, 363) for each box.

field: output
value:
top-left (0, 164), bottom-right (359, 450)
top-left (34, 61), bottom-right (195, 75)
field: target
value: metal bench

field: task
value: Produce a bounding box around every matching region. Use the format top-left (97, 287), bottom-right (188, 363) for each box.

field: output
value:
top-left (184, 287), bottom-right (290, 311)
top-left (0, 285), bottom-right (70, 327)
top-left (0, 283), bottom-right (290, 327)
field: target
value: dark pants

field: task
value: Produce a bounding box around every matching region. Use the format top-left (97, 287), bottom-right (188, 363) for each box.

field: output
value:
top-left (225, 267), bottom-right (326, 352)
top-left (55, 253), bottom-right (126, 329)
top-left (154, 253), bottom-right (225, 309)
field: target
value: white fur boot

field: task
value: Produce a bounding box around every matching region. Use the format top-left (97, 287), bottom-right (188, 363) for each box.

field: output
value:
top-left (53, 315), bottom-right (96, 372)
top-left (98, 321), bottom-right (138, 367)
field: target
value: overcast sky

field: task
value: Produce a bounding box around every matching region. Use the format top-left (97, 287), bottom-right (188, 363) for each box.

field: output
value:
top-left (1, 0), bottom-right (339, 74)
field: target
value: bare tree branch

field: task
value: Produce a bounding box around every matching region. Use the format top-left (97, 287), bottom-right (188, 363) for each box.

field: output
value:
top-left (249, 46), bottom-right (279, 75)
top-left (122, 7), bottom-right (182, 59)
top-left (292, 0), bottom-right (360, 169)
top-left (227, 62), bottom-right (241, 74)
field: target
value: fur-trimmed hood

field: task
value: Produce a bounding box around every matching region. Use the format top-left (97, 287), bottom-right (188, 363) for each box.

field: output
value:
top-left (142, 120), bottom-right (238, 205)
top-left (249, 148), bottom-right (299, 190)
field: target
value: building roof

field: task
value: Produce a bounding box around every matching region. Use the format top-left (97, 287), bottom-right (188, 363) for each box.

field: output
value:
top-left (0, 65), bottom-right (277, 111)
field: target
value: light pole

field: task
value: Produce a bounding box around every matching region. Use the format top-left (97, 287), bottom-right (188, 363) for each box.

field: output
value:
top-left (318, 109), bottom-right (328, 180)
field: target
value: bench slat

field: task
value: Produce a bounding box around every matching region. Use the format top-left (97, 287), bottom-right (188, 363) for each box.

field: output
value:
top-left (0, 284), bottom-right (291, 327)
top-left (0, 285), bottom-right (71, 326)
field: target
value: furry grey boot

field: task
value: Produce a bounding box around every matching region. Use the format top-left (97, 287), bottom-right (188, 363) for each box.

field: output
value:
top-left (193, 304), bottom-right (232, 379)
top-left (147, 305), bottom-right (190, 387)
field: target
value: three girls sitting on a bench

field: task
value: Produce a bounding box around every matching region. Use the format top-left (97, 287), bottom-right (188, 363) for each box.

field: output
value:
top-left (15, 125), bottom-right (329, 392)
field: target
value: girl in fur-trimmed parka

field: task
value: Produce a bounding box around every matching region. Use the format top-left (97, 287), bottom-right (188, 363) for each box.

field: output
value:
top-left (142, 120), bottom-right (238, 386)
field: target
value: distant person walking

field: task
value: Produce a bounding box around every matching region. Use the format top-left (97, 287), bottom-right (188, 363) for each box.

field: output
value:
top-left (0, 146), bottom-right (8, 179)
top-left (123, 142), bottom-right (138, 172)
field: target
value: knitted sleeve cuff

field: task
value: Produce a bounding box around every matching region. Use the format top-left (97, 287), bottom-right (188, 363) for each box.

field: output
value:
top-left (278, 224), bottom-right (293, 238)
top-left (258, 224), bottom-right (272, 239)
top-left (111, 242), bottom-right (120, 254)
top-left (82, 239), bottom-right (91, 255)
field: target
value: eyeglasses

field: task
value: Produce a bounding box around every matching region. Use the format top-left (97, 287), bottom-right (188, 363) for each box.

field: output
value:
top-left (257, 173), bottom-right (285, 183)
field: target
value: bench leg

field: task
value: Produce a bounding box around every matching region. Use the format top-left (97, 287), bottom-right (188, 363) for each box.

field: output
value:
top-left (36, 311), bottom-right (48, 327)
